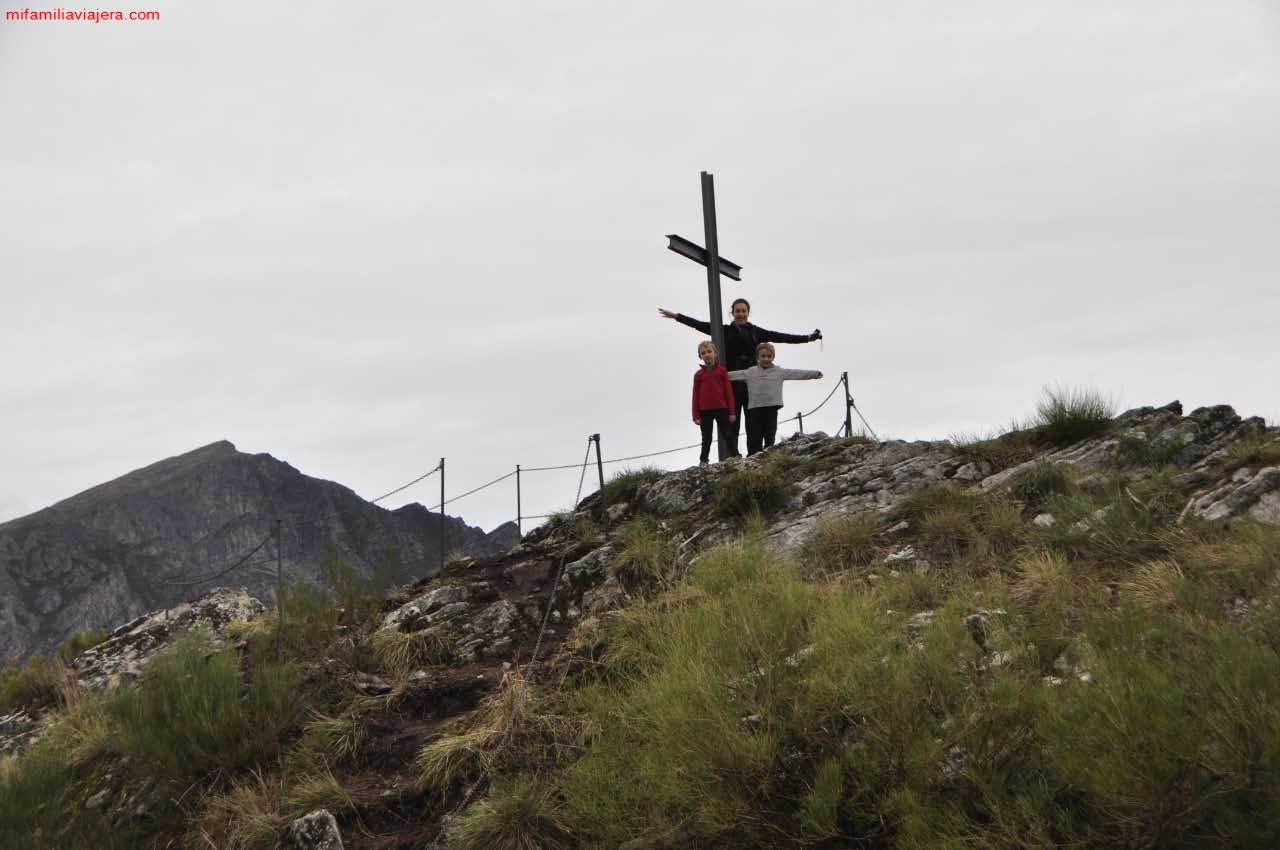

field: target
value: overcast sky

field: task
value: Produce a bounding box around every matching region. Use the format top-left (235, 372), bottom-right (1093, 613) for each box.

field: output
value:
top-left (2, 1), bottom-right (1278, 533)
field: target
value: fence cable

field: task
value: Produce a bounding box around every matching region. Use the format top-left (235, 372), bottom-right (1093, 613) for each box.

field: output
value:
top-left (160, 534), bottom-right (274, 587)
top-left (851, 399), bottom-right (880, 441)
top-left (799, 377), bottom-right (843, 419)
top-left (426, 469), bottom-right (518, 510)
top-left (371, 462), bottom-right (441, 504)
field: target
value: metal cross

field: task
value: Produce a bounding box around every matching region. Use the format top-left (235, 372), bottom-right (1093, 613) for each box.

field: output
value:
top-left (666, 171), bottom-right (742, 372)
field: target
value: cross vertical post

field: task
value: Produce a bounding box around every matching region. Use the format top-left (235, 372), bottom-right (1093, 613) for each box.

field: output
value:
top-left (666, 171), bottom-right (743, 461)
top-left (700, 172), bottom-right (727, 372)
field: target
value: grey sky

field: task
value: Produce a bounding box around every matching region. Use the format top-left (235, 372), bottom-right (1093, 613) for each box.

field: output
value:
top-left (3, 1), bottom-right (1278, 533)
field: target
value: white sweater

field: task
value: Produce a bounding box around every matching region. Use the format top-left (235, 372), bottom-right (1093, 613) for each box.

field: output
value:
top-left (726, 364), bottom-right (821, 409)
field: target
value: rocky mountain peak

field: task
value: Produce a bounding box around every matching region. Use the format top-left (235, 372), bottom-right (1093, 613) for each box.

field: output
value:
top-left (0, 442), bottom-right (517, 663)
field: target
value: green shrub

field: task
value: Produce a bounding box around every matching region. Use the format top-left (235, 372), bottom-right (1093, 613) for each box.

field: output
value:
top-left (611, 516), bottom-right (682, 591)
top-left (1032, 385), bottom-right (1115, 446)
top-left (890, 483), bottom-right (985, 528)
top-left (0, 652), bottom-right (66, 713)
top-left (1217, 431), bottom-right (1280, 475)
top-left (106, 628), bottom-right (303, 781)
top-left (1036, 473), bottom-right (1187, 566)
top-left (1032, 607), bottom-right (1280, 850)
top-left (56, 629), bottom-right (108, 663)
top-left (951, 429), bottom-right (1038, 472)
top-left (804, 512), bottom-right (881, 575)
top-left (892, 485), bottom-right (1025, 562)
top-left (447, 777), bottom-right (572, 850)
top-left (712, 466), bottom-right (795, 518)
top-left (601, 466), bottom-right (664, 509)
top-left (1007, 462), bottom-right (1078, 514)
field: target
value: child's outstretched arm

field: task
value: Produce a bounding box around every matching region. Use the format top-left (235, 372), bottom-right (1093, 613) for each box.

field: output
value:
top-left (726, 369), bottom-right (748, 381)
top-left (778, 369), bottom-right (824, 381)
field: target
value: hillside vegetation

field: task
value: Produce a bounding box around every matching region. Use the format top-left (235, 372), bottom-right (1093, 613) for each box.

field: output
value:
top-left (2, 391), bottom-right (1279, 850)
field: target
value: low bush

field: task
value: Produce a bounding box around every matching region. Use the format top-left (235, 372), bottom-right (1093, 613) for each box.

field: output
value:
top-left (106, 628), bottom-right (303, 782)
top-left (1006, 462), bottom-right (1078, 514)
top-left (610, 516), bottom-right (682, 591)
top-left (601, 466), bottom-right (664, 509)
top-left (56, 629), bottom-right (108, 663)
top-left (951, 429), bottom-right (1038, 472)
top-left (892, 485), bottom-right (1025, 561)
top-left (1217, 430), bottom-right (1280, 475)
top-left (804, 512), bottom-right (881, 575)
top-left (0, 652), bottom-right (66, 713)
top-left (1032, 385), bottom-right (1115, 446)
top-left (712, 466), bottom-right (795, 518)
top-left (448, 776), bottom-right (572, 850)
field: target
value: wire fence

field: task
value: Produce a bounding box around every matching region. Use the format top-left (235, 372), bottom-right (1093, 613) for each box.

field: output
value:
top-left (365, 370), bottom-right (880, 535)
top-left (167, 371), bottom-right (878, 611)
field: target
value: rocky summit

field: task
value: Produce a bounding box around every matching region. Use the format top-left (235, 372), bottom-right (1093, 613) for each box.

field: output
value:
top-left (0, 441), bottom-right (517, 662)
top-left (2, 399), bottom-right (1279, 850)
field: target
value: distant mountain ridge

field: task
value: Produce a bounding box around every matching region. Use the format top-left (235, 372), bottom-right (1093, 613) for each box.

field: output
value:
top-left (0, 441), bottom-right (517, 662)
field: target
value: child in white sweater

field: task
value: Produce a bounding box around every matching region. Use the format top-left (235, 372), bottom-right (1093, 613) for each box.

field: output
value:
top-left (727, 342), bottom-right (823, 455)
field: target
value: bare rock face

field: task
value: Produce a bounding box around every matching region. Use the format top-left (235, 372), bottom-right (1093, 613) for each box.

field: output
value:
top-left (73, 586), bottom-right (265, 691)
top-left (1184, 467), bottom-right (1280, 524)
top-left (0, 441), bottom-right (514, 662)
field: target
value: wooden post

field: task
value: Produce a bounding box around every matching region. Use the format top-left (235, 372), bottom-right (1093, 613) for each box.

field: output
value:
top-left (593, 434), bottom-right (609, 534)
top-left (439, 458), bottom-right (446, 570)
top-left (515, 464), bottom-right (522, 537)
top-left (842, 372), bottom-right (853, 438)
top-left (274, 518), bottom-right (283, 660)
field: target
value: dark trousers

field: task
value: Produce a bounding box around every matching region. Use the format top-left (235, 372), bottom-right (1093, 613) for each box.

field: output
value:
top-left (745, 405), bottom-right (781, 456)
top-left (698, 408), bottom-right (736, 463)
top-left (725, 381), bottom-right (750, 456)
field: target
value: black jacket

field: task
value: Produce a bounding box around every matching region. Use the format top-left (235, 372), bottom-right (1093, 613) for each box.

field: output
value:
top-left (675, 315), bottom-right (814, 372)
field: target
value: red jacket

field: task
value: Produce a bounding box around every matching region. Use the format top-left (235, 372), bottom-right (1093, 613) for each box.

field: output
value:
top-left (692, 364), bottom-right (736, 419)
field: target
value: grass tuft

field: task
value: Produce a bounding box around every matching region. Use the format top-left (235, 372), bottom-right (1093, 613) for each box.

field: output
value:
top-left (803, 512), bottom-right (882, 575)
top-left (1032, 384), bottom-right (1115, 446)
top-left (610, 517), bottom-right (683, 591)
top-left (447, 777), bottom-right (572, 850)
top-left (712, 465), bottom-right (795, 518)
top-left (601, 466), bottom-right (665, 509)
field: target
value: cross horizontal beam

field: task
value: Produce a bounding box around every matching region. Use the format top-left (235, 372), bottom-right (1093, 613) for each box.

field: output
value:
top-left (665, 233), bottom-right (742, 281)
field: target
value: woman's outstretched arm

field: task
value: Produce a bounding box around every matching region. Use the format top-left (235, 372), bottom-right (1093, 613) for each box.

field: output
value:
top-left (658, 307), bottom-right (711, 334)
top-left (757, 325), bottom-right (822, 344)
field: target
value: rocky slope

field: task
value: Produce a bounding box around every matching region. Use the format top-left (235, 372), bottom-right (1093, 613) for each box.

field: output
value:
top-left (0, 441), bottom-right (518, 662)
top-left (3, 400), bottom-right (1278, 849)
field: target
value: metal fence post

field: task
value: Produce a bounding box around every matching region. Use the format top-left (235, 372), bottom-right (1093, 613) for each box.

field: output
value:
top-left (274, 518), bottom-right (284, 660)
top-left (439, 457), bottom-right (446, 570)
top-left (515, 464), bottom-right (522, 537)
top-left (842, 372), bottom-right (853, 438)
top-left (593, 434), bottom-right (609, 534)
top-left (797, 410), bottom-right (804, 435)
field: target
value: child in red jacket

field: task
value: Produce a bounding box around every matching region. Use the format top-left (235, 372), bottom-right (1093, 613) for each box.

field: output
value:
top-left (692, 341), bottom-right (739, 464)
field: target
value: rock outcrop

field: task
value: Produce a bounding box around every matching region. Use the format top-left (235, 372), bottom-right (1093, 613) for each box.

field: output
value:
top-left (0, 441), bottom-right (517, 662)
